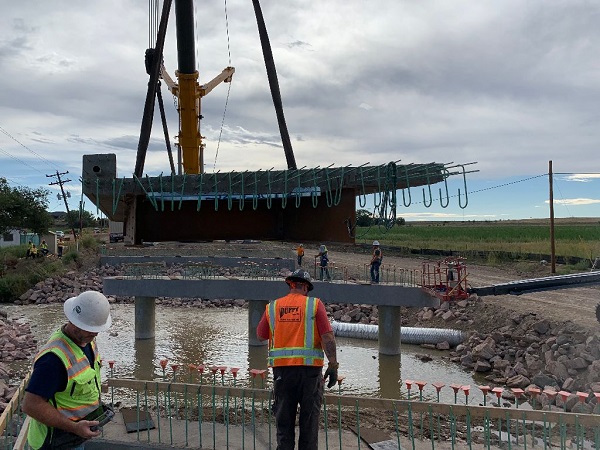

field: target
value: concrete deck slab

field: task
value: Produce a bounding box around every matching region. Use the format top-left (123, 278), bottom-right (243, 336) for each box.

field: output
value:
top-left (103, 276), bottom-right (439, 308)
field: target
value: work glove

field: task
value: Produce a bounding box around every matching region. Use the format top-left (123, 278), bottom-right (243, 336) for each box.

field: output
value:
top-left (323, 362), bottom-right (339, 389)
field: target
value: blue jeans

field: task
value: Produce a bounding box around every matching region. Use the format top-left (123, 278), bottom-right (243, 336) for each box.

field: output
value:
top-left (370, 261), bottom-right (381, 283)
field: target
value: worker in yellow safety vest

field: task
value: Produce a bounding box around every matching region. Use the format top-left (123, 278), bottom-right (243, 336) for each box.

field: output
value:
top-left (256, 269), bottom-right (338, 449)
top-left (22, 291), bottom-right (113, 450)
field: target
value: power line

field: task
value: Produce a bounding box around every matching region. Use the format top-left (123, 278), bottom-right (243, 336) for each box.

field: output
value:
top-left (0, 125), bottom-right (57, 170)
top-left (0, 146), bottom-right (47, 176)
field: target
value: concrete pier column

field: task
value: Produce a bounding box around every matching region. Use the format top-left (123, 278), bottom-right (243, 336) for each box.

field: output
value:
top-left (248, 300), bottom-right (269, 346)
top-left (135, 296), bottom-right (156, 340)
top-left (378, 305), bottom-right (402, 355)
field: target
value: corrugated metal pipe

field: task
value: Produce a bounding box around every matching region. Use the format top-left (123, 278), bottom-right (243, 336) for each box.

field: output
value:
top-left (331, 321), bottom-right (465, 347)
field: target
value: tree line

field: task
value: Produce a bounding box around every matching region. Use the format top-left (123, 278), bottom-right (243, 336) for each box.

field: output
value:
top-left (0, 177), bottom-right (99, 236)
top-left (356, 209), bottom-right (405, 227)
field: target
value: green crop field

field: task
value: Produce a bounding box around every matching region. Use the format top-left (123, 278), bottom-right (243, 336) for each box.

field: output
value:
top-left (355, 221), bottom-right (600, 261)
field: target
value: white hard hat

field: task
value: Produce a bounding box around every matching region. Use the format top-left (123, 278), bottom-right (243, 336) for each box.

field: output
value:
top-left (372, 240), bottom-right (380, 246)
top-left (64, 291), bottom-right (112, 333)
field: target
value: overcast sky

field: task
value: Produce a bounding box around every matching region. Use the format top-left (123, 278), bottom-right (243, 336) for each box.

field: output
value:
top-left (1, 0), bottom-right (599, 220)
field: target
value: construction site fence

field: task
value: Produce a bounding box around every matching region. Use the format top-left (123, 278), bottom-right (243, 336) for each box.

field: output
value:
top-left (4, 374), bottom-right (600, 450)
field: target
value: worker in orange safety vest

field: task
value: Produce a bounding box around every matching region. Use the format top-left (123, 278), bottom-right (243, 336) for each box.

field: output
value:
top-left (256, 269), bottom-right (338, 450)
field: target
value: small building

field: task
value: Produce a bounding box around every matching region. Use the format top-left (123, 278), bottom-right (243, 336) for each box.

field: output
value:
top-left (0, 229), bottom-right (20, 248)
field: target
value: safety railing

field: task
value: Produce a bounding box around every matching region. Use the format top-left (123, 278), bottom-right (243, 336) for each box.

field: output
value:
top-left (4, 370), bottom-right (600, 450)
top-left (0, 375), bottom-right (30, 450)
top-left (102, 374), bottom-right (600, 450)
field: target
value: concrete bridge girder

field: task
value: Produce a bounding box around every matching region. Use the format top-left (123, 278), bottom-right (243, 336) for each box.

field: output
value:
top-left (82, 153), bottom-right (452, 243)
top-left (102, 276), bottom-right (440, 355)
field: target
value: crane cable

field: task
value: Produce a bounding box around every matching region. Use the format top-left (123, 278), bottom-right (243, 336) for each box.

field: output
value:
top-left (212, 0), bottom-right (233, 173)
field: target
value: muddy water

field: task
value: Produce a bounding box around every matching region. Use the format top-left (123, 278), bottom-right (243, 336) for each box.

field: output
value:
top-left (6, 304), bottom-right (482, 403)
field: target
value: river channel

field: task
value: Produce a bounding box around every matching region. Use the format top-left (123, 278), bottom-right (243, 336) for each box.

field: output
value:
top-left (5, 303), bottom-right (482, 403)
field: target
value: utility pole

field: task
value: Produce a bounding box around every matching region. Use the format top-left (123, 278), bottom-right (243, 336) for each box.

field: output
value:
top-left (549, 161), bottom-right (556, 274)
top-left (47, 171), bottom-right (78, 242)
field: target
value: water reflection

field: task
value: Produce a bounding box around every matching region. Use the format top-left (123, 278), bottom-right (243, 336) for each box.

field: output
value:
top-left (5, 303), bottom-right (481, 402)
top-left (379, 354), bottom-right (401, 399)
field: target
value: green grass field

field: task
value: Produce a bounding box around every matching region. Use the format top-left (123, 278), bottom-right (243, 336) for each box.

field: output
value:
top-left (355, 222), bottom-right (600, 261)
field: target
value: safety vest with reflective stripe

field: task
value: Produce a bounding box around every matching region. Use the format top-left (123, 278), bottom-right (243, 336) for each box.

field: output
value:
top-left (266, 294), bottom-right (325, 367)
top-left (27, 328), bottom-right (102, 450)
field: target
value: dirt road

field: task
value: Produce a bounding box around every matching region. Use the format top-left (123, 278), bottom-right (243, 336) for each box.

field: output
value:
top-left (323, 243), bottom-right (600, 332)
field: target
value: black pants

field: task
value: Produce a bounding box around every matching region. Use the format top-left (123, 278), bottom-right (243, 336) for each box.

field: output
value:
top-left (272, 366), bottom-right (323, 450)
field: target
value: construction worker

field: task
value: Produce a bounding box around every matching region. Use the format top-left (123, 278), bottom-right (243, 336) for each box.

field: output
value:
top-left (57, 238), bottom-right (64, 258)
top-left (256, 269), bottom-right (338, 450)
top-left (296, 244), bottom-right (304, 267)
top-left (315, 244), bottom-right (331, 281)
top-left (26, 240), bottom-right (33, 258)
top-left (30, 244), bottom-right (39, 259)
top-left (370, 240), bottom-right (382, 283)
top-left (40, 240), bottom-right (49, 256)
top-left (22, 291), bottom-right (113, 450)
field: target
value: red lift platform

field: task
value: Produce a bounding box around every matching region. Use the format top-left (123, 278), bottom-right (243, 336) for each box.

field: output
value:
top-left (421, 257), bottom-right (469, 302)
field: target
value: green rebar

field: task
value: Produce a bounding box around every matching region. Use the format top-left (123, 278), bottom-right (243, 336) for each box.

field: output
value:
top-left (408, 402), bottom-right (415, 450)
top-left (239, 172), bottom-right (246, 211)
top-left (214, 172), bottom-right (220, 211)
top-left (111, 177), bottom-right (125, 215)
top-left (242, 395), bottom-right (246, 450)
top-left (543, 413), bottom-right (548, 450)
top-left (266, 171), bottom-right (273, 209)
top-left (466, 409), bottom-right (472, 450)
top-left (484, 410), bottom-right (491, 450)
top-left (132, 174), bottom-right (158, 211)
top-left (337, 391), bottom-right (343, 448)
top-left (560, 415), bottom-right (566, 450)
top-left (393, 402), bottom-right (402, 450)
top-left (158, 172), bottom-right (165, 211)
top-left (506, 412), bottom-right (512, 450)
top-left (135, 389), bottom-right (141, 442)
top-left (196, 173), bottom-right (204, 211)
top-left (418, 388), bottom-right (424, 440)
top-left (144, 383), bottom-right (150, 443)
top-left (354, 399), bottom-right (361, 449)
top-left (226, 390), bottom-right (230, 449)
top-left (184, 384), bottom-right (189, 447)
top-left (322, 394), bottom-right (329, 450)
top-left (155, 381), bottom-right (162, 443)
top-left (146, 174), bottom-right (160, 210)
top-left (167, 384), bottom-right (173, 445)
top-left (358, 166), bottom-right (367, 208)
top-left (311, 168), bottom-right (319, 208)
top-left (281, 170), bottom-right (289, 209)
top-left (197, 385), bottom-right (203, 449)
top-left (252, 171), bottom-right (260, 210)
top-left (212, 373), bottom-right (217, 450)
top-left (170, 174), bottom-right (175, 211)
top-left (428, 405), bottom-right (434, 450)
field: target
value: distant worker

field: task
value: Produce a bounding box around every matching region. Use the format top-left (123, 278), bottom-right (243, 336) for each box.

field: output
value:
top-left (315, 244), bottom-right (331, 281)
top-left (30, 244), bottom-right (39, 259)
top-left (26, 240), bottom-right (33, 258)
top-left (296, 244), bottom-right (304, 267)
top-left (57, 238), bottom-right (64, 258)
top-left (22, 291), bottom-right (113, 450)
top-left (256, 269), bottom-right (338, 450)
top-left (370, 240), bottom-right (382, 283)
top-left (40, 240), bottom-right (49, 256)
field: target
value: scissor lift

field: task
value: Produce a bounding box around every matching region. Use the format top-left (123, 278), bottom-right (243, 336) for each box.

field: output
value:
top-left (421, 257), bottom-right (469, 302)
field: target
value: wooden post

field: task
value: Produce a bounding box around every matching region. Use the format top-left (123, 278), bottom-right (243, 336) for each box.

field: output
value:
top-left (549, 161), bottom-right (556, 274)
